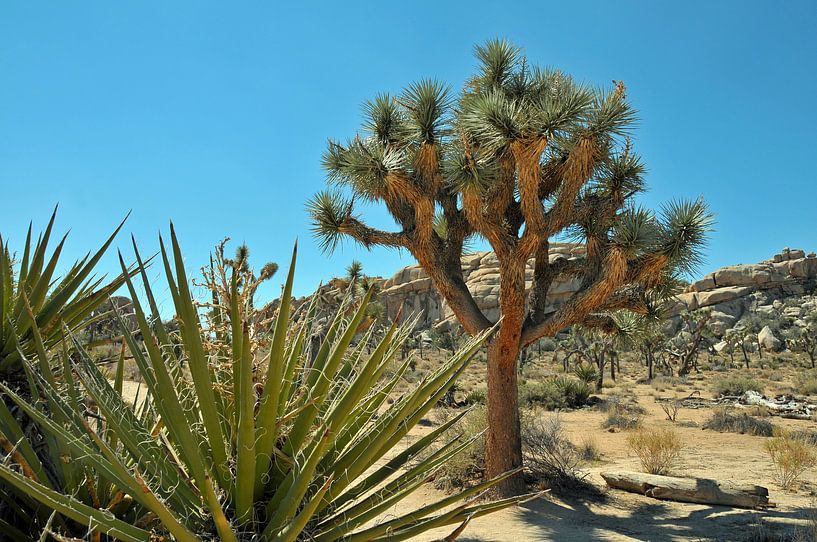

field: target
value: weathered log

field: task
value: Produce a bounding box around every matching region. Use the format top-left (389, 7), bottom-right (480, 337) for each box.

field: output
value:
top-left (600, 470), bottom-right (771, 509)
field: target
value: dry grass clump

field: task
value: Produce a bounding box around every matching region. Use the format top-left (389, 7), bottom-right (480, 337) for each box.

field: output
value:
top-left (792, 504), bottom-right (817, 542)
top-left (712, 375), bottom-right (764, 397)
top-left (764, 430), bottom-right (817, 491)
top-left (795, 372), bottom-right (817, 396)
top-left (703, 408), bottom-right (777, 437)
top-left (577, 437), bottom-right (602, 462)
top-left (600, 395), bottom-right (645, 430)
top-left (626, 427), bottom-right (683, 475)
top-left (521, 413), bottom-right (603, 499)
top-left (649, 375), bottom-right (687, 392)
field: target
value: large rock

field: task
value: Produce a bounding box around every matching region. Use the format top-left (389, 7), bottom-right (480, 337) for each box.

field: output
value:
top-left (758, 326), bottom-right (782, 352)
top-left (696, 286), bottom-right (754, 308)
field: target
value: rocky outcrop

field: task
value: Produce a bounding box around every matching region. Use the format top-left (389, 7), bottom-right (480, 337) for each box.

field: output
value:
top-left (284, 246), bottom-right (816, 341)
top-left (667, 248), bottom-right (817, 336)
top-left (379, 244), bottom-right (586, 330)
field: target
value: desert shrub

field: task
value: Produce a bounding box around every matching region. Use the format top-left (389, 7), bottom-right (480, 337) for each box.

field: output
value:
top-left (795, 372), bottom-right (817, 395)
top-left (791, 430), bottom-right (817, 447)
top-left (627, 427), bottom-right (683, 475)
top-left (742, 517), bottom-right (785, 542)
top-left (713, 375), bottom-right (764, 397)
top-left (578, 437), bottom-right (602, 462)
top-left (650, 375), bottom-right (687, 391)
top-left (537, 337), bottom-right (558, 352)
top-left (519, 377), bottom-right (590, 410)
top-left (573, 363), bottom-right (598, 384)
top-left (764, 431), bottom-right (817, 490)
top-left (602, 402), bottom-right (643, 430)
top-left (554, 376), bottom-right (592, 407)
top-left (792, 504), bottom-right (817, 542)
top-left (745, 405), bottom-right (772, 417)
top-left (521, 413), bottom-right (602, 498)
top-left (464, 385), bottom-right (487, 405)
top-left (659, 399), bottom-right (681, 422)
top-left (704, 408), bottom-right (777, 437)
top-left (430, 407), bottom-right (487, 491)
top-left (521, 414), bottom-right (583, 482)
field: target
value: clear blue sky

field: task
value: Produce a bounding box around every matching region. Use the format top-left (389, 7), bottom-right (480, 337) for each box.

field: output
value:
top-left (2, 1), bottom-right (816, 311)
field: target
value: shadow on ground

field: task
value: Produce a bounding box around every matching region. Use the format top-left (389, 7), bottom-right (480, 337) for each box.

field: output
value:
top-left (455, 493), bottom-right (813, 541)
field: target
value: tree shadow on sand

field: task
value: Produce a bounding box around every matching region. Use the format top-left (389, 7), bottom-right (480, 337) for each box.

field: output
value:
top-left (455, 492), bottom-right (812, 541)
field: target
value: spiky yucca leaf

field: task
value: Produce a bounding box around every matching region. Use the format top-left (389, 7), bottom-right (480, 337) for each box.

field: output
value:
top-left (0, 230), bottom-right (529, 541)
top-left (0, 208), bottom-right (130, 381)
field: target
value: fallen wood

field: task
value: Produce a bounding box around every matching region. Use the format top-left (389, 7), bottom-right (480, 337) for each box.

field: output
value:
top-left (600, 470), bottom-right (771, 509)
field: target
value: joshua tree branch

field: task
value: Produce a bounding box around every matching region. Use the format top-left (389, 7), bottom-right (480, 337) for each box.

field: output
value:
top-left (521, 248), bottom-right (628, 345)
top-left (340, 218), bottom-right (408, 249)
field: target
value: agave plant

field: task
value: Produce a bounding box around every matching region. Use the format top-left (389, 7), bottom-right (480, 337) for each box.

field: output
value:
top-left (0, 208), bottom-right (128, 383)
top-left (0, 226), bottom-right (529, 541)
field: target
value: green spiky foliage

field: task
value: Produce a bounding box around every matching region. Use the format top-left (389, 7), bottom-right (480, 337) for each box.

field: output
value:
top-left (0, 227), bottom-right (529, 541)
top-left (0, 208), bottom-right (130, 384)
top-left (307, 39), bottom-right (713, 494)
top-left (345, 260), bottom-right (363, 284)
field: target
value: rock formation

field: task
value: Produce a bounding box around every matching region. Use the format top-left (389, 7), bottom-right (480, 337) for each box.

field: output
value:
top-left (379, 244), bottom-right (586, 330)
top-left (278, 246), bottom-right (816, 346)
top-left (667, 247), bottom-right (817, 337)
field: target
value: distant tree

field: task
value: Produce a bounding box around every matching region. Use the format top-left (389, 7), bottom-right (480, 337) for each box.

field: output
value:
top-left (346, 260), bottom-right (364, 290)
top-left (308, 40), bottom-right (712, 495)
top-left (666, 310), bottom-right (713, 376)
top-left (721, 327), bottom-right (742, 367)
top-left (789, 310), bottom-right (817, 369)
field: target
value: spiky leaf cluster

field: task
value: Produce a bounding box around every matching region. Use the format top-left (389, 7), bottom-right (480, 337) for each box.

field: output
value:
top-left (0, 229), bottom-right (528, 541)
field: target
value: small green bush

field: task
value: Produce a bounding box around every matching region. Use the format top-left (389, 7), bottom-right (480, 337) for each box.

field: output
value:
top-left (712, 375), bottom-right (764, 397)
top-left (430, 407), bottom-right (487, 491)
top-left (464, 386), bottom-right (487, 405)
top-left (519, 377), bottom-right (591, 410)
top-left (573, 363), bottom-right (598, 384)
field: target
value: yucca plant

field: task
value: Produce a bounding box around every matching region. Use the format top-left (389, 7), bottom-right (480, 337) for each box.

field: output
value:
top-left (0, 226), bottom-right (530, 541)
top-left (0, 208), bottom-right (129, 384)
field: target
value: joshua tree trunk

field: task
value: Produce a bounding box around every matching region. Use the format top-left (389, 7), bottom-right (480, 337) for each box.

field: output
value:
top-left (485, 264), bottom-right (526, 495)
top-left (610, 351), bottom-right (616, 382)
top-left (595, 351), bottom-right (605, 392)
top-left (741, 343), bottom-right (750, 368)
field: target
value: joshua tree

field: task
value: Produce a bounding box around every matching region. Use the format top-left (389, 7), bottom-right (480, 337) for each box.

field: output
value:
top-left (789, 309), bottom-right (817, 369)
top-left (666, 310), bottom-right (713, 376)
top-left (346, 259), bottom-right (364, 285)
top-left (308, 40), bottom-right (711, 495)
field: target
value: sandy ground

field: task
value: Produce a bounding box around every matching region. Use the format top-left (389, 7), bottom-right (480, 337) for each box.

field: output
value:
top-left (384, 385), bottom-right (817, 542)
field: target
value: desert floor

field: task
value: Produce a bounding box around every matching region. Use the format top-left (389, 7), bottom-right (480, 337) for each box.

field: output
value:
top-left (381, 352), bottom-right (817, 541)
